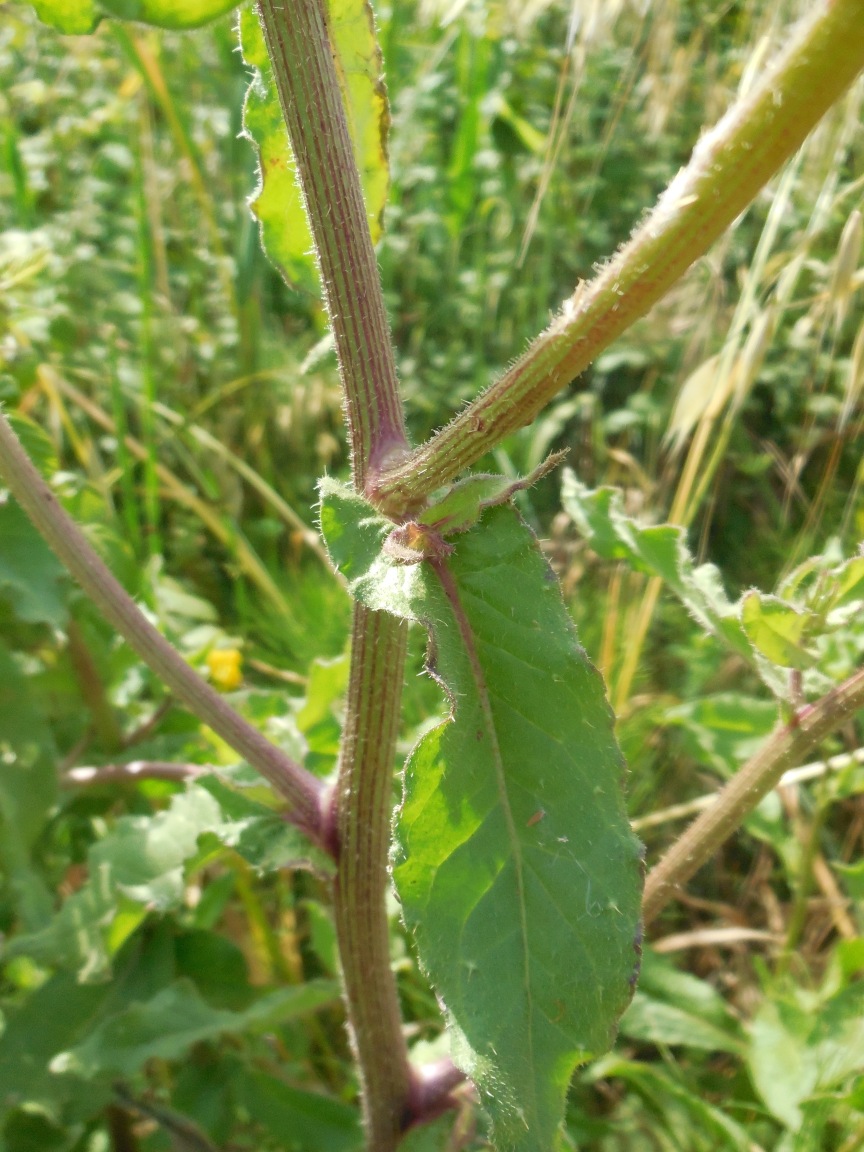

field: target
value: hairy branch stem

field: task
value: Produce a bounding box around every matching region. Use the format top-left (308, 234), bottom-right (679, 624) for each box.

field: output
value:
top-left (0, 410), bottom-right (326, 844)
top-left (376, 0), bottom-right (864, 508)
top-left (643, 666), bottom-right (864, 924)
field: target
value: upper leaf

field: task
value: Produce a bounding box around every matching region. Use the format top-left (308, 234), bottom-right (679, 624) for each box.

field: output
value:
top-left (319, 478), bottom-right (643, 1152)
top-left (29, 0), bottom-right (100, 33)
top-left (240, 0), bottom-right (390, 292)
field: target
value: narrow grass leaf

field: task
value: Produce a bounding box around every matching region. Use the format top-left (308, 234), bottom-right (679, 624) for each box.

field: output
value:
top-left (319, 479), bottom-right (643, 1152)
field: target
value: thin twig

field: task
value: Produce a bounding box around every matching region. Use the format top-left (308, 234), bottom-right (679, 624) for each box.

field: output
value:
top-left (0, 408), bottom-right (327, 846)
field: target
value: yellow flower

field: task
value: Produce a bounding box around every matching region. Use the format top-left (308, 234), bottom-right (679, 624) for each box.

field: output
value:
top-left (206, 648), bottom-right (243, 691)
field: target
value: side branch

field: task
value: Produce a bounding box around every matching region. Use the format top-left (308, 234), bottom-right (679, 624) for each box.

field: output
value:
top-left (376, 0), bottom-right (864, 508)
top-left (643, 666), bottom-right (864, 925)
top-left (0, 410), bottom-right (327, 846)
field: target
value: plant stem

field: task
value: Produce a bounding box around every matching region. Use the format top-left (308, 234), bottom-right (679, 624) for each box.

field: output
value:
top-left (332, 606), bottom-right (412, 1149)
top-left (0, 409), bottom-right (326, 844)
top-left (256, 3), bottom-right (414, 1144)
top-left (642, 666), bottom-right (864, 925)
top-left (376, 0), bottom-right (864, 509)
top-left (256, 0), bottom-right (409, 492)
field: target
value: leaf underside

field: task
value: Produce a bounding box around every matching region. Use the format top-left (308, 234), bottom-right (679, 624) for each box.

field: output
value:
top-left (239, 0), bottom-right (389, 293)
top-left (319, 479), bottom-right (643, 1152)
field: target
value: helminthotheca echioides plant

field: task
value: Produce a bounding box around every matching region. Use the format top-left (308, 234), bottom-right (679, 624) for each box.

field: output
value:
top-left (2, 1), bottom-right (864, 1150)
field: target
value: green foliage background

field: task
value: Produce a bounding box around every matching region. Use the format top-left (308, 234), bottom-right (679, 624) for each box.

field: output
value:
top-left (0, 0), bottom-right (863, 1149)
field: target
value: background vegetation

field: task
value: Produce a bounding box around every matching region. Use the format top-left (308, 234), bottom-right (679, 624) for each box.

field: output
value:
top-left (0, 0), bottom-right (863, 1148)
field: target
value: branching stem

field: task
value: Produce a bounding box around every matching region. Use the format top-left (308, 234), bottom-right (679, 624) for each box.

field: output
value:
top-left (376, 0), bottom-right (864, 509)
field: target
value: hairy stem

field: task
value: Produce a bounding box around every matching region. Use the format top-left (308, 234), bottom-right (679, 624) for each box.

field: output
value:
top-left (256, 0), bottom-right (408, 490)
top-left (376, 0), bottom-right (864, 509)
top-left (332, 606), bottom-right (411, 1148)
top-left (256, 2), bottom-right (414, 1144)
top-left (643, 666), bottom-right (864, 925)
top-left (0, 410), bottom-right (326, 844)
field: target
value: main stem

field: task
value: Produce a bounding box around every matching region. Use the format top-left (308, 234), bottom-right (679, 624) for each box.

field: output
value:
top-left (256, 2), bottom-right (413, 1145)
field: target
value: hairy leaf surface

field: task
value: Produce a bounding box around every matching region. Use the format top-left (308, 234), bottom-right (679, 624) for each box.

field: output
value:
top-left (240, 0), bottom-right (389, 292)
top-left (319, 479), bottom-right (643, 1151)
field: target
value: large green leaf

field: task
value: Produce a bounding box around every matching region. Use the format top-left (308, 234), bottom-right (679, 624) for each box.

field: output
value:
top-left (319, 479), bottom-right (643, 1152)
top-left (239, 0), bottom-right (389, 292)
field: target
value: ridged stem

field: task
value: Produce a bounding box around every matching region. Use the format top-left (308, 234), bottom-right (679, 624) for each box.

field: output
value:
top-left (332, 606), bottom-right (412, 1148)
top-left (256, 0), bottom-right (408, 490)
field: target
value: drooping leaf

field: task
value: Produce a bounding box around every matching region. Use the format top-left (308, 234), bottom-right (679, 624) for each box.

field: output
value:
top-left (51, 978), bottom-right (339, 1079)
top-left (319, 479), bottom-right (643, 1152)
top-left (96, 0), bottom-right (237, 29)
top-left (0, 496), bottom-right (68, 628)
top-left (28, 0), bottom-right (100, 34)
top-left (239, 0), bottom-right (389, 292)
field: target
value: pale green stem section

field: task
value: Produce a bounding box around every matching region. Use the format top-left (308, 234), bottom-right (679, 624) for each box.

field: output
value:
top-left (255, 0), bottom-right (409, 490)
top-left (643, 665), bottom-right (864, 925)
top-left (0, 409), bottom-right (326, 843)
top-left (376, 0), bottom-right (864, 510)
top-left (255, 3), bottom-right (414, 1145)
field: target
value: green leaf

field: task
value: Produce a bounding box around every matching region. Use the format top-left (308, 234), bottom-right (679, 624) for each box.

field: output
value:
top-left (747, 983), bottom-right (864, 1130)
top-left (28, 0), bottom-right (100, 34)
top-left (0, 971), bottom-right (112, 1123)
top-left (239, 0), bottom-right (389, 292)
top-left (319, 479), bottom-right (643, 1152)
top-left (234, 1066), bottom-right (362, 1152)
top-left (199, 768), bottom-right (336, 878)
top-left (51, 978), bottom-right (339, 1079)
top-left (7, 787), bottom-right (224, 979)
top-left (96, 0), bottom-right (237, 28)
top-left (560, 472), bottom-right (789, 696)
top-left (421, 453), bottom-right (566, 537)
top-left (740, 592), bottom-right (814, 669)
top-left (0, 497), bottom-right (68, 627)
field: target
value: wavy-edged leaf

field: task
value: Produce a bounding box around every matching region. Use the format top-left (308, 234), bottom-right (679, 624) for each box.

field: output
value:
top-left (239, 0), bottom-right (389, 292)
top-left (560, 471), bottom-right (792, 695)
top-left (97, 0), bottom-right (236, 27)
top-left (29, 0), bottom-right (100, 34)
top-left (319, 479), bottom-right (643, 1152)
